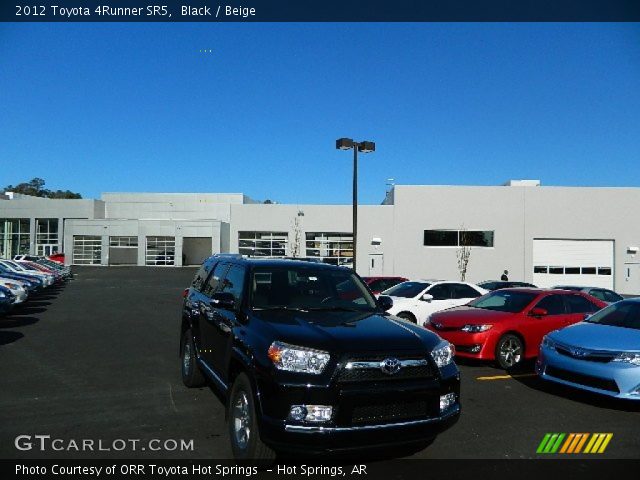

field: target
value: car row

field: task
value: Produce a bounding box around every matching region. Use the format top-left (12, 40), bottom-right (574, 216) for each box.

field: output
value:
top-left (379, 277), bottom-right (637, 400)
top-left (0, 255), bottom-right (71, 315)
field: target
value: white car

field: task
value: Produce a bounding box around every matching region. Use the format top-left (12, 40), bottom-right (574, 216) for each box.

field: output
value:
top-left (381, 280), bottom-right (488, 325)
top-left (0, 277), bottom-right (28, 303)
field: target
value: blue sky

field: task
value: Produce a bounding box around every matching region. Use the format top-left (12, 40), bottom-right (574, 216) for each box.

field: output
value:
top-left (1, 23), bottom-right (639, 204)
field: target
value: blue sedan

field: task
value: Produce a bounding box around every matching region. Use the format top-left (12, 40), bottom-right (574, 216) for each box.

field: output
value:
top-left (536, 299), bottom-right (640, 400)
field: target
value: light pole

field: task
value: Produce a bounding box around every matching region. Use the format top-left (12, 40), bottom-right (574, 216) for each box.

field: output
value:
top-left (336, 138), bottom-right (375, 273)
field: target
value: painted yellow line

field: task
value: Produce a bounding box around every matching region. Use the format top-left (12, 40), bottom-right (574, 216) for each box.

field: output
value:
top-left (476, 373), bottom-right (538, 381)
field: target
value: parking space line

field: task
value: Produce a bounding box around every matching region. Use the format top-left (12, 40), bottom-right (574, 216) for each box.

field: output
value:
top-left (476, 373), bottom-right (538, 381)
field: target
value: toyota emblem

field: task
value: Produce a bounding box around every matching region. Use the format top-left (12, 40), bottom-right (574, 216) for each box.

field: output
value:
top-left (380, 358), bottom-right (401, 375)
top-left (571, 348), bottom-right (588, 357)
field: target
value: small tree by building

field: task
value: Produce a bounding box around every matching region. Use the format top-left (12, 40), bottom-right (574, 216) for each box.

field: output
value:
top-left (290, 210), bottom-right (304, 258)
top-left (457, 228), bottom-right (472, 281)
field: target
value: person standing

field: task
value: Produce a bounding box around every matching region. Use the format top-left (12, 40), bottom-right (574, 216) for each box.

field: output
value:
top-left (501, 269), bottom-right (509, 281)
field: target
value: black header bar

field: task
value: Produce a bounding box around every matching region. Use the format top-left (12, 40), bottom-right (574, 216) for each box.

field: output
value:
top-left (2, 0), bottom-right (640, 22)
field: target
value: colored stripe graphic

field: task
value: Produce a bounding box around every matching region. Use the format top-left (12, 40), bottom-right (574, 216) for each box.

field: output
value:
top-left (538, 433), bottom-right (613, 454)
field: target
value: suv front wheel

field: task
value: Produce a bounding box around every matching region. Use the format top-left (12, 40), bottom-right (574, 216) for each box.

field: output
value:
top-left (181, 329), bottom-right (205, 387)
top-left (228, 373), bottom-right (275, 462)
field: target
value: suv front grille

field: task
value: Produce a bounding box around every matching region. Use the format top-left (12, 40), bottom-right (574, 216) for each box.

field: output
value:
top-left (335, 356), bottom-right (433, 383)
top-left (350, 399), bottom-right (431, 425)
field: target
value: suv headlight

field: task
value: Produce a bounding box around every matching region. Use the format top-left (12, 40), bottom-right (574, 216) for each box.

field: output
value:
top-left (613, 353), bottom-right (640, 366)
top-left (431, 342), bottom-right (455, 368)
top-left (461, 324), bottom-right (492, 333)
top-left (268, 341), bottom-right (330, 374)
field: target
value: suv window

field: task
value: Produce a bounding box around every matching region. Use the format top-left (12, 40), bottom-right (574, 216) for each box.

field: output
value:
top-left (534, 295), bottom-right (566, 315)
top-left (192, 262), bottom-right (213, 291)
top-left (565, 294), bottom-right (599, 314)
top-left (428, 284), bottom-right (454, 300)
top-left (219, 265), bottom-right (246, 309)
top-left (451, 284), bottom-right (482, 299)
top-left (250, 265), bottom-right (377, 311)
top-left (202, 263), bottom-right (229, 297)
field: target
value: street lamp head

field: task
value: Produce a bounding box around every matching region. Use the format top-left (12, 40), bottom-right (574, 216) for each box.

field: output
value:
top-left (357, 141), bottom-right (375, 153)
top-left (336, 138), bottom-right (354, 150)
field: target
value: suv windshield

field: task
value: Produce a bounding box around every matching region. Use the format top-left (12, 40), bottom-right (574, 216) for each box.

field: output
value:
top-left (250, 266), bottom-right (378, 312)
top-left (584, 301), bottom-right (640, 330)
top-left (468, 290), bottom-right (537, 313)
top-left (383, 281), bottom-right (430, 298)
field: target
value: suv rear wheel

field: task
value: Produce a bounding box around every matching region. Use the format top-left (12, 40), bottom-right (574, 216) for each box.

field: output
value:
top-left (181, 329), bottom-right (205, 387)
top-left (228, 373), bottom-right (275, 462)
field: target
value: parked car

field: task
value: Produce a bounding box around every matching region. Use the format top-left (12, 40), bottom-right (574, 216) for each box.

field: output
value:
top-left (0, 265), bottom-right (44, 291)
top-left (537, 299), bottom-right (640, 400)
top-left (478, 280), bottom-right (537, 291)
top-left (0, 278), bottom-right (28, 304)
top-left (180, 256), bottom-right (460, 461)
top-left (381, 280), bottom-right (487, 325)
top-left (553, 286), bottom-right (623, 304)
top-left (3, 260), bottom-right (55, 286)
top-left (425, 288), bottom-right (607, 369)
top-left (0, 285), bottom-right (15, 315)
top-left (48, 253), bottom-right (65, 264)
top-left (361, 276), bottom-right (409, 296)
top-left (16, 260), bottom-right (65, 283)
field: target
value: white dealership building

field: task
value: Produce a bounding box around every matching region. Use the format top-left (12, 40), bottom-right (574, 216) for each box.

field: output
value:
top-left (2, 180), bottom-right (640, 294)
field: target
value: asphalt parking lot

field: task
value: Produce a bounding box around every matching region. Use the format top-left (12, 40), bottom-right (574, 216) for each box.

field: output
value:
top-left (1, 267), bottom-right (638, 460)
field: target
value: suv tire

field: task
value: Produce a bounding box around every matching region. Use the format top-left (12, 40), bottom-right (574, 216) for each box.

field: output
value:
top-left (228, 373), bottom-right (276, 463)
top-left (181, 329), bottom-right (205, 387)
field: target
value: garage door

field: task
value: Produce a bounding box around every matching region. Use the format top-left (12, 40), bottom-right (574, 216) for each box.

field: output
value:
top-left (533, 239), bottom-right (614, 289)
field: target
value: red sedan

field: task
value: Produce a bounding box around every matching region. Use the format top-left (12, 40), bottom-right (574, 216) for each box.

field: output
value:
top-left (361, 276), bottom-right (408, 296)
top-left (424, 288), bottom-right (607, 369)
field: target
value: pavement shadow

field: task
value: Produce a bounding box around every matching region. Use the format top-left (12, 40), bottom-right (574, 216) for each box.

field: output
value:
top-left (10, 306), bottom-right (47, 315)
top-left (0, 330), bottom-right (24, 346)
top-left (0, 316), bottom-right (39, 329)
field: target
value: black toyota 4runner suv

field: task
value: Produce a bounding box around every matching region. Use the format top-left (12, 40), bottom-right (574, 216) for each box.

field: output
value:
top-left (180, 255), bottom-right (460, 460)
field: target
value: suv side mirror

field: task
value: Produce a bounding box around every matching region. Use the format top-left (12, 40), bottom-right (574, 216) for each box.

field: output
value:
top-left (421, 293), bottom-right (434, 302)
top-left (529, 307), bottom-right (548, 317)
top-left (211, 292), bottom-right (236, 311)
top-left (378, 295), bottom-right (393, 311)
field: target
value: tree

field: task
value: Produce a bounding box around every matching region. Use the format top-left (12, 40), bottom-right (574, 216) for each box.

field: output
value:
top-left (2, 178), bottom-right (82, 199)
top-left (457, 228), bottom-right (472, 281)
top-left (290, 210), bottom-right (304, 258)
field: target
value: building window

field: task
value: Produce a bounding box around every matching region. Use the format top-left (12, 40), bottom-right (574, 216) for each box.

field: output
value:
top-left (145, 236), bottom-right (175, 266)
top-left (534, 266), bottom-right (612, 276)
top-left (305, 232), bottom-right (353, 266)
top-left (423, 229), bottom-right (494, 247)
top-left (109, 236), bottom-right (138, 247)
top-left (72, 235), bottom-right (102, 265)
top-left (238, 231), bottom-right (288, 258)
top-left (0, 218), bottom-right (30, 258)
top-left (36, 219), bottom-right (59, 256)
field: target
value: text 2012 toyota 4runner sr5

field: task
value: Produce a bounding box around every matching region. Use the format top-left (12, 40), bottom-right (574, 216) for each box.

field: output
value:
top-left (180, 255), bottom-right (460, 461)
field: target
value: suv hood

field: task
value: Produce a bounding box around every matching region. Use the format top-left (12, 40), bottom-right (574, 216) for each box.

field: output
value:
top-left (549, 322), bottom-right (640, 352)
top-left (254, 310), bottom-right (443, 354)
top-left (430, 306), bottom-right (514, 327)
